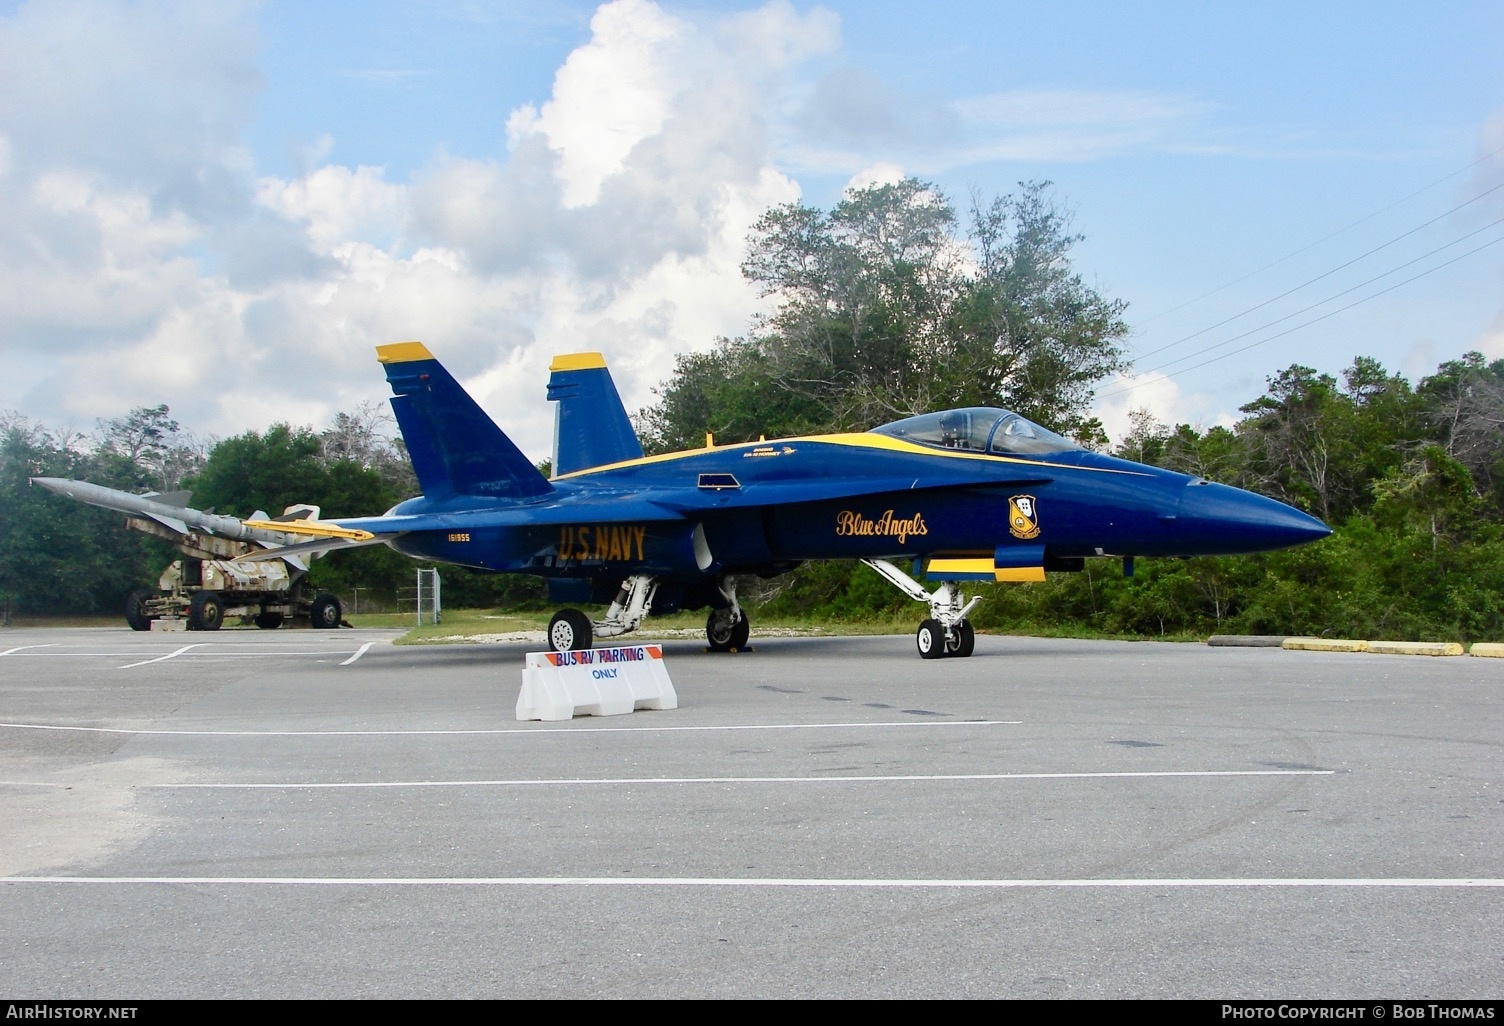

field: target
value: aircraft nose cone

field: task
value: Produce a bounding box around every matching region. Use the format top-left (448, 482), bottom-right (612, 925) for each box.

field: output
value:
top-left (1175, 481), bottom-right (1332, 555)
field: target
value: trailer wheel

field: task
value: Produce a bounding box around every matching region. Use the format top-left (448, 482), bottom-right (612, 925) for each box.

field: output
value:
top-left (188, 591), bottom-right (224, 631)
top-left (126, 589), bottom-right (154, 632)
top-left (309, 593), bottom-right (342, 629)
top-left (254, 610), bottom-right (284, 630)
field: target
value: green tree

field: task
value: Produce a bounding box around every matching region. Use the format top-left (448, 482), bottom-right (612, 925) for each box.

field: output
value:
top-left (92, 404), bottom-right (204, 492)
top-left (644, 178), bottom-right (1128, 449)
top-left (1416, 352), bottom-right (1504, 511)
top-left (0, 414), bottom-right (164, 618)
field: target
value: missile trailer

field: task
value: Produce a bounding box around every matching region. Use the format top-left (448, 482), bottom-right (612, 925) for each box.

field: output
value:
top-left (120, 509), bottom-right (345, 632)
top-left (29, 477), bottom-right (346, 632)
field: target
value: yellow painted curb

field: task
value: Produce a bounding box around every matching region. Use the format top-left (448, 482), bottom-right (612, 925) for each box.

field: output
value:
top-left (1470, 643), bottom-right (1504, 658)
top-left (1365, 640), bottom-right (1465, 657)
top-left (1283, 638), bottom-right (1368, 653)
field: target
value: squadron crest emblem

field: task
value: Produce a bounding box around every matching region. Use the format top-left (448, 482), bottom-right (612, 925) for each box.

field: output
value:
top-left (1008, 495), bottom-right (1041, 539)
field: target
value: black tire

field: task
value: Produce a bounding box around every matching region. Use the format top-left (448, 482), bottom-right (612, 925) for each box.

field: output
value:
top-left (706, 611), bottom-right (751, 652)
top-left (254, 610), bottom-right (284, 630)
top-left (916, 619), bottom-right (946, 659)
top-left (187, 591), bottom-right (224, 632)
top-left (125, 589), bottom-right (155, 632)
top-left (548, 609), bottom-right (592, 652)
top-left (309, 593), bottom-right (342, 629)
top-left (949, 621), bottom-right (976, 658)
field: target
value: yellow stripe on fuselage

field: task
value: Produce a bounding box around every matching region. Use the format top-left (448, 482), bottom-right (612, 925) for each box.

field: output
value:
top-left (551, 432), bottom-right (1148, 480)
top-left (376, 341), bottom-right (435, 364)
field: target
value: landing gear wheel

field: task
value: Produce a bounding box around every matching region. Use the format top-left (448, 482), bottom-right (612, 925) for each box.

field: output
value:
top-left (706, 611), bottom-right (751, 652)
top-left (948, 620), bottom-right (975, 658)
top-left (916, 619), bottom-right (946, 659)
top-left (548, 609), bottom-right (593, 652)
top-left (254, 610), bottom-right (284, 630)
top-left (188, 591), bottom-right (224, 632)
top-left (125, 589), bottom-right (154, 632)
top-left (309, 593), bottom-right (342, 629)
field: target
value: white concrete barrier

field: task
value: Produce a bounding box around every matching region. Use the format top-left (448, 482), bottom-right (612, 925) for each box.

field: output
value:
top-left (517, 644), bottom-right (678, 721)
top-left (1282, 637), bottom-right (1368, 653)
top-left (1365, 640), bottom-right (1465, 657)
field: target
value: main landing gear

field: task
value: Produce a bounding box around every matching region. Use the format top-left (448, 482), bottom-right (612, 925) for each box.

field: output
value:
top-left (704, 575), bottom-right (748, 652)
top-left (545, 573), bottom-right (750, 653)
top-left (862, 559), bottom-right (980, 659)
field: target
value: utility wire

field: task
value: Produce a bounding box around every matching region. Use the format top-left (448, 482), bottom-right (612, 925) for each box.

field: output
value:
top-left (1125, 214), bottom-right (1504, 381)
top-left (1131, 143), bottom-right (1504, 331)
top-left (1132, 177), bottom-right (1504, 364)
top-left (1102, 232), bottom-right (1504, 399)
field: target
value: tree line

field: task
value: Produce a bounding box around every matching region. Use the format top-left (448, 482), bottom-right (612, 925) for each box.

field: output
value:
top-left (4, 177), bottom-right (1501, 639)
top-left (0, 402), bottom-right (540, 620)
top-left (637, 179), bottom-right (1504, 642)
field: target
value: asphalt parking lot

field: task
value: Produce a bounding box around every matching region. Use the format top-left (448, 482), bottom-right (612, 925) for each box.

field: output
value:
top-left (1, 626), bottom-right (1500, 998)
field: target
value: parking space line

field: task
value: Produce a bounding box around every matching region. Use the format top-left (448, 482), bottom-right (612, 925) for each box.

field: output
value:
top-left (157, 769), bottom-right (1335, 789)
top-left (2, 875), bottom-right (1497, 888)
top-left (341, 642), bottom-right (376, 665)
top-left (118, 644), bottom-right (202, 669)
top-left (0, 719), bottom-right (1015, 737)
top-left (0, 644), bottom-right (55, 657)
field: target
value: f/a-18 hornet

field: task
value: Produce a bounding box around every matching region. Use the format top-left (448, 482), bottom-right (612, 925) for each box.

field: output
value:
top-left (212, 342), bottom-right (1328, 658)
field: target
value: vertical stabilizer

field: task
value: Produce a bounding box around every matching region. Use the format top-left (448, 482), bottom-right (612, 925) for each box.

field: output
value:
top-left (376, 342), bottom-right (553, 501)
top-left (547, 352), bottom-right (645, 475)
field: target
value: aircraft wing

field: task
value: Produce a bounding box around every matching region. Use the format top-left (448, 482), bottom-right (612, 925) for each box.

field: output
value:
top-left (234, 495), bottom-right (691, 561)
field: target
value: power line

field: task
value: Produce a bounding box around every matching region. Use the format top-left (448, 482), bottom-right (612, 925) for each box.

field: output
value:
top-left (1132, 177), bottom-right (1504, 365)
top-left (1102, 232), bottom-right (1504, 400)
top-left (1131, 143), bottom-right (1504, 332)
top-left (1123, 214), bottom-right (1504, 382)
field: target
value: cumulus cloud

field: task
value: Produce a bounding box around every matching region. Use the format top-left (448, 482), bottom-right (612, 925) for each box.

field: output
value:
top-left (0, 1), bottom-right (261, 190)
top-left (1092, 369), bottom-right (1232, 449)
top-left (0, 0), bottom-right (836, 460)
top-left (507, 0), bottom-right (687, 209)
top-left (1477, 310), bottom-right (1504, 362)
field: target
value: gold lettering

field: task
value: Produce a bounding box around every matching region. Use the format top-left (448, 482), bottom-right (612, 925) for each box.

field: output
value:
top-left (558, 523), bottom-right (652, 562)
top-left (835, 509), bottom-right (929, 544)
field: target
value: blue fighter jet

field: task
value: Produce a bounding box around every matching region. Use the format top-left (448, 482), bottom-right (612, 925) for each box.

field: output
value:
top-left (244, 341), bottom-right (1331, 658)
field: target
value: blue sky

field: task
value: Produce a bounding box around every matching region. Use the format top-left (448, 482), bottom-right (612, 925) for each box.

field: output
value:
top-left (2, 0), bottom-right (1501, 461)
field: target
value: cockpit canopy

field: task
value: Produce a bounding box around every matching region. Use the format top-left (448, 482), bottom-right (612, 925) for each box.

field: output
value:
top-left (870, 407), bottom-right (1080, 456)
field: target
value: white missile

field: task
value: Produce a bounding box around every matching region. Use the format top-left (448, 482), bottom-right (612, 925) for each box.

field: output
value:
top-left (29, 476), bottom-right (315, 547)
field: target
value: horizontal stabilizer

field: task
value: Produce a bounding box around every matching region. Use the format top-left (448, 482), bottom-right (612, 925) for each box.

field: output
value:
top-left (377, 342), bottom-right (554, 502)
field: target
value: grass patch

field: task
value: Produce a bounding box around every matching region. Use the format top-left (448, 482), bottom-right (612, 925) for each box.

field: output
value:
top-left (6, 607), bottom-right (1208, 645)
top-left (1, 615), bottom-right (124, 629)
top-left (368, 607), bottom-right (1207, 645)
top-left (373, 608), bottom-right (921, 645)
